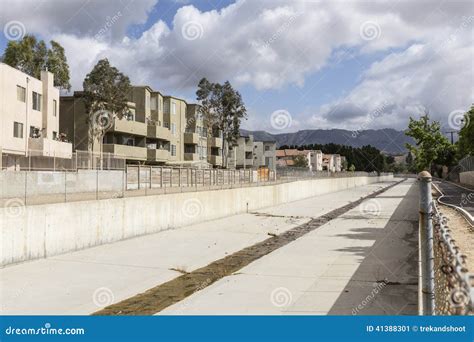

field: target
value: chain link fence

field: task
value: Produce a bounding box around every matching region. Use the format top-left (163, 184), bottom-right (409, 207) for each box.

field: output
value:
top-left (1, 149), bottom-right (126, 171)
top-left (276, 167), bottom-right (386, 181)
top-left (459, 156), bottom-right (474, 172)
top-left (0, 166), bottom-right (276, 207)
top-left (432, 203), bottom-right (474, 315)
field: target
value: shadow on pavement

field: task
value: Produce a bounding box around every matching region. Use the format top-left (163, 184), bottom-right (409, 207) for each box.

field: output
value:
top-left (328, 181), bottom-right (419, 315)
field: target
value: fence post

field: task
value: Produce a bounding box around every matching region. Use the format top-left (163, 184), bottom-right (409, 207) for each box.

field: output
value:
top-left (418, 171), bottom-right (435, 315)
top-left (138, 165), bottom-right (141, 190)
top-left (160, 167), bottom-right (163, 188)
top-left (149, 166), bottom-right (152, 189)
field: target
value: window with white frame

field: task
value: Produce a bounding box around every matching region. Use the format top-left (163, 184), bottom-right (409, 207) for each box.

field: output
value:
top-left (53, 100), bottom-right (57, 116)
top-left (13, 122), bottom-right (23, 138)
top-left (171, 123), bottom-right (176, 135)
top-left (17, 85), bottom-right (26, 102)
top-left (32, 92), bottom-right (42, 111)
top-left (171, 102), bottom-right (176, 115)
top-left (150, 96), bottom-right (157, 110)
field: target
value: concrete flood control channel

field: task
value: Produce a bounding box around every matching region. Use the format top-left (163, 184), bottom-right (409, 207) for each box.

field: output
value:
top-left (94, 178), bottom-right (407, 315)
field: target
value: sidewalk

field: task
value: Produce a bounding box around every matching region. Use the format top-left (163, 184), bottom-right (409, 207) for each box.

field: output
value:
top-left (0, 180), bottom-right (396, 315)
top-left (159, 179), bottom-right (418, 315)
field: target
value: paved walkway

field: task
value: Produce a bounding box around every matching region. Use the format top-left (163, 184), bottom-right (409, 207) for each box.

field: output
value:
top-left (0, 179), bottom-right (416, 315)
top-left (159, 179), bottom-right (418, 315)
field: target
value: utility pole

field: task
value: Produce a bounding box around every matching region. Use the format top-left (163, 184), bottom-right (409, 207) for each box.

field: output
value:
top-left (444, 130), bottom-right (458, 144)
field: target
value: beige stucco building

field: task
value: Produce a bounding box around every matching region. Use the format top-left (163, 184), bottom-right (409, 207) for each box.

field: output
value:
top-left (228, 134), bottom-right (276, 170)
top-left (60, 85), bottom-right (226, 167)
top-left (0, 63), bottom-right (72, 169)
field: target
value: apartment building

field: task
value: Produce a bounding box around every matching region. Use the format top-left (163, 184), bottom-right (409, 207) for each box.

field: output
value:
top-left (253, 140), bottom-right (277, 170)
top-left (308, 150), bottom-right (323, 171)
top-left (60, 85), bottom-right (227, 167)
top-left (228, 134), bottom-right (276, 170)
top-left (0, 63), bottom-right (72, 169)
top-left (184, 104), bottom-right (208, 167)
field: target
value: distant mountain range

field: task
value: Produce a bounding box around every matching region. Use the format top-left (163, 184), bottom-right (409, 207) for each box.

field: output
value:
top-left (240, 128), bottom-right (414, 155)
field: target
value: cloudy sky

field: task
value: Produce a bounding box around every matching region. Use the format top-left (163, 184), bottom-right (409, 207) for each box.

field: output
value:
top-left (0, 0), bottom-right (472, 134)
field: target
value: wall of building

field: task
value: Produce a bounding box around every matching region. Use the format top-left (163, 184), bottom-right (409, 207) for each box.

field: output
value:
top-left (1, 174), bottom-right (393, 266)
top-left (460, 171), bottom-right (474, 186)
top-left (0, 63), bottom-right (61, 156)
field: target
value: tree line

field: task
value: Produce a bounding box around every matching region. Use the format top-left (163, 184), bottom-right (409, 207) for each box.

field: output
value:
top-left (405, 108), bottom-right (474, 176)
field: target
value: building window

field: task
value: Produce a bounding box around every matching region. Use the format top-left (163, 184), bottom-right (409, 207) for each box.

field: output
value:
top-left (265, 145), bottom-right (270, 151)
top-left (53, 100), bottom-right (57, 116)
top-left (171, 144), bottom-right (176, 156)
top-left (13, 122), bottom-right (23, 138)
top-left (145, 92), bottom-right (150, 111)
top-left (17, 85), bottom-right (26, 102)
top-left (171, 123), bottom-right (176, 135)
top-left (53, 131), bottom-right (58, 140)
top-left (150, 96), bottom-right (157, 110)
top-left (32, 92), bottom-right (42, 111)
top-left (171, 102), bottom-right (176, 115)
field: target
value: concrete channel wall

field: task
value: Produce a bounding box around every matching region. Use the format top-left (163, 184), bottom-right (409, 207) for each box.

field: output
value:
top-left (460, 171), bottom-right (474, 187)
top-left (1, 174), bottom-right (393, 266)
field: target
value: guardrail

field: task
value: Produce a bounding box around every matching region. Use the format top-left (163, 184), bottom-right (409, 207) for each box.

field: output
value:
top-left (418, 171), bottom-right (474, 315)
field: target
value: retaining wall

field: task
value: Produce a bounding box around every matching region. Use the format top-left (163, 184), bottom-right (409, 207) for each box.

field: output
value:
top-left (1, 174), bottom-right (393, 266)
top-left (460, 171), bottom-right (474, 187)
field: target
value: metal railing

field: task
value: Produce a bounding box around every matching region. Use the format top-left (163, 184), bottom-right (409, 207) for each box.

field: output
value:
top-left (418, 171), bottom-right (474, 315)
top-left (459, 155), bottom-right (474, 172)
top-left (0, 167), bottom-right (276, 207)
top-left (1, 149), bottom-right (126, 171)
top-left (276, 167), bottom-right (385, 181)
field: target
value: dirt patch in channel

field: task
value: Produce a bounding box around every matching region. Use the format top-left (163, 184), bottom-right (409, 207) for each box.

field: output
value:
top-left (93, 179), bottom-right (406, 315)
top-left (437, 204), bottom-right (474, 272)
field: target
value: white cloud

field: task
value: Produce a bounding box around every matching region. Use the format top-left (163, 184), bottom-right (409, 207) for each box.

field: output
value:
top-left (2, 0), bottom-right (472, 131)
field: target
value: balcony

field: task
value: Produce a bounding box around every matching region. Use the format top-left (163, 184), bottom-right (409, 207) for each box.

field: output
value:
top-left (147, 148), bottom-right (170, 162)
top-left (184, 132), bottom-right (199, 144)
top-left (184, 153), bottom-right (200, 161)
top-left (209, 155), bottom-right (222, 166)
top-left (102, 144), bottom-right (147, 161)
top-left (147, 124), bottom-right (171, 141)
top-left (28, 137), bottom-right (72, 159)
top-left (209, 136), bottom-right (222, 147)
top-left (111, 118), bottom-right (147, 136)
